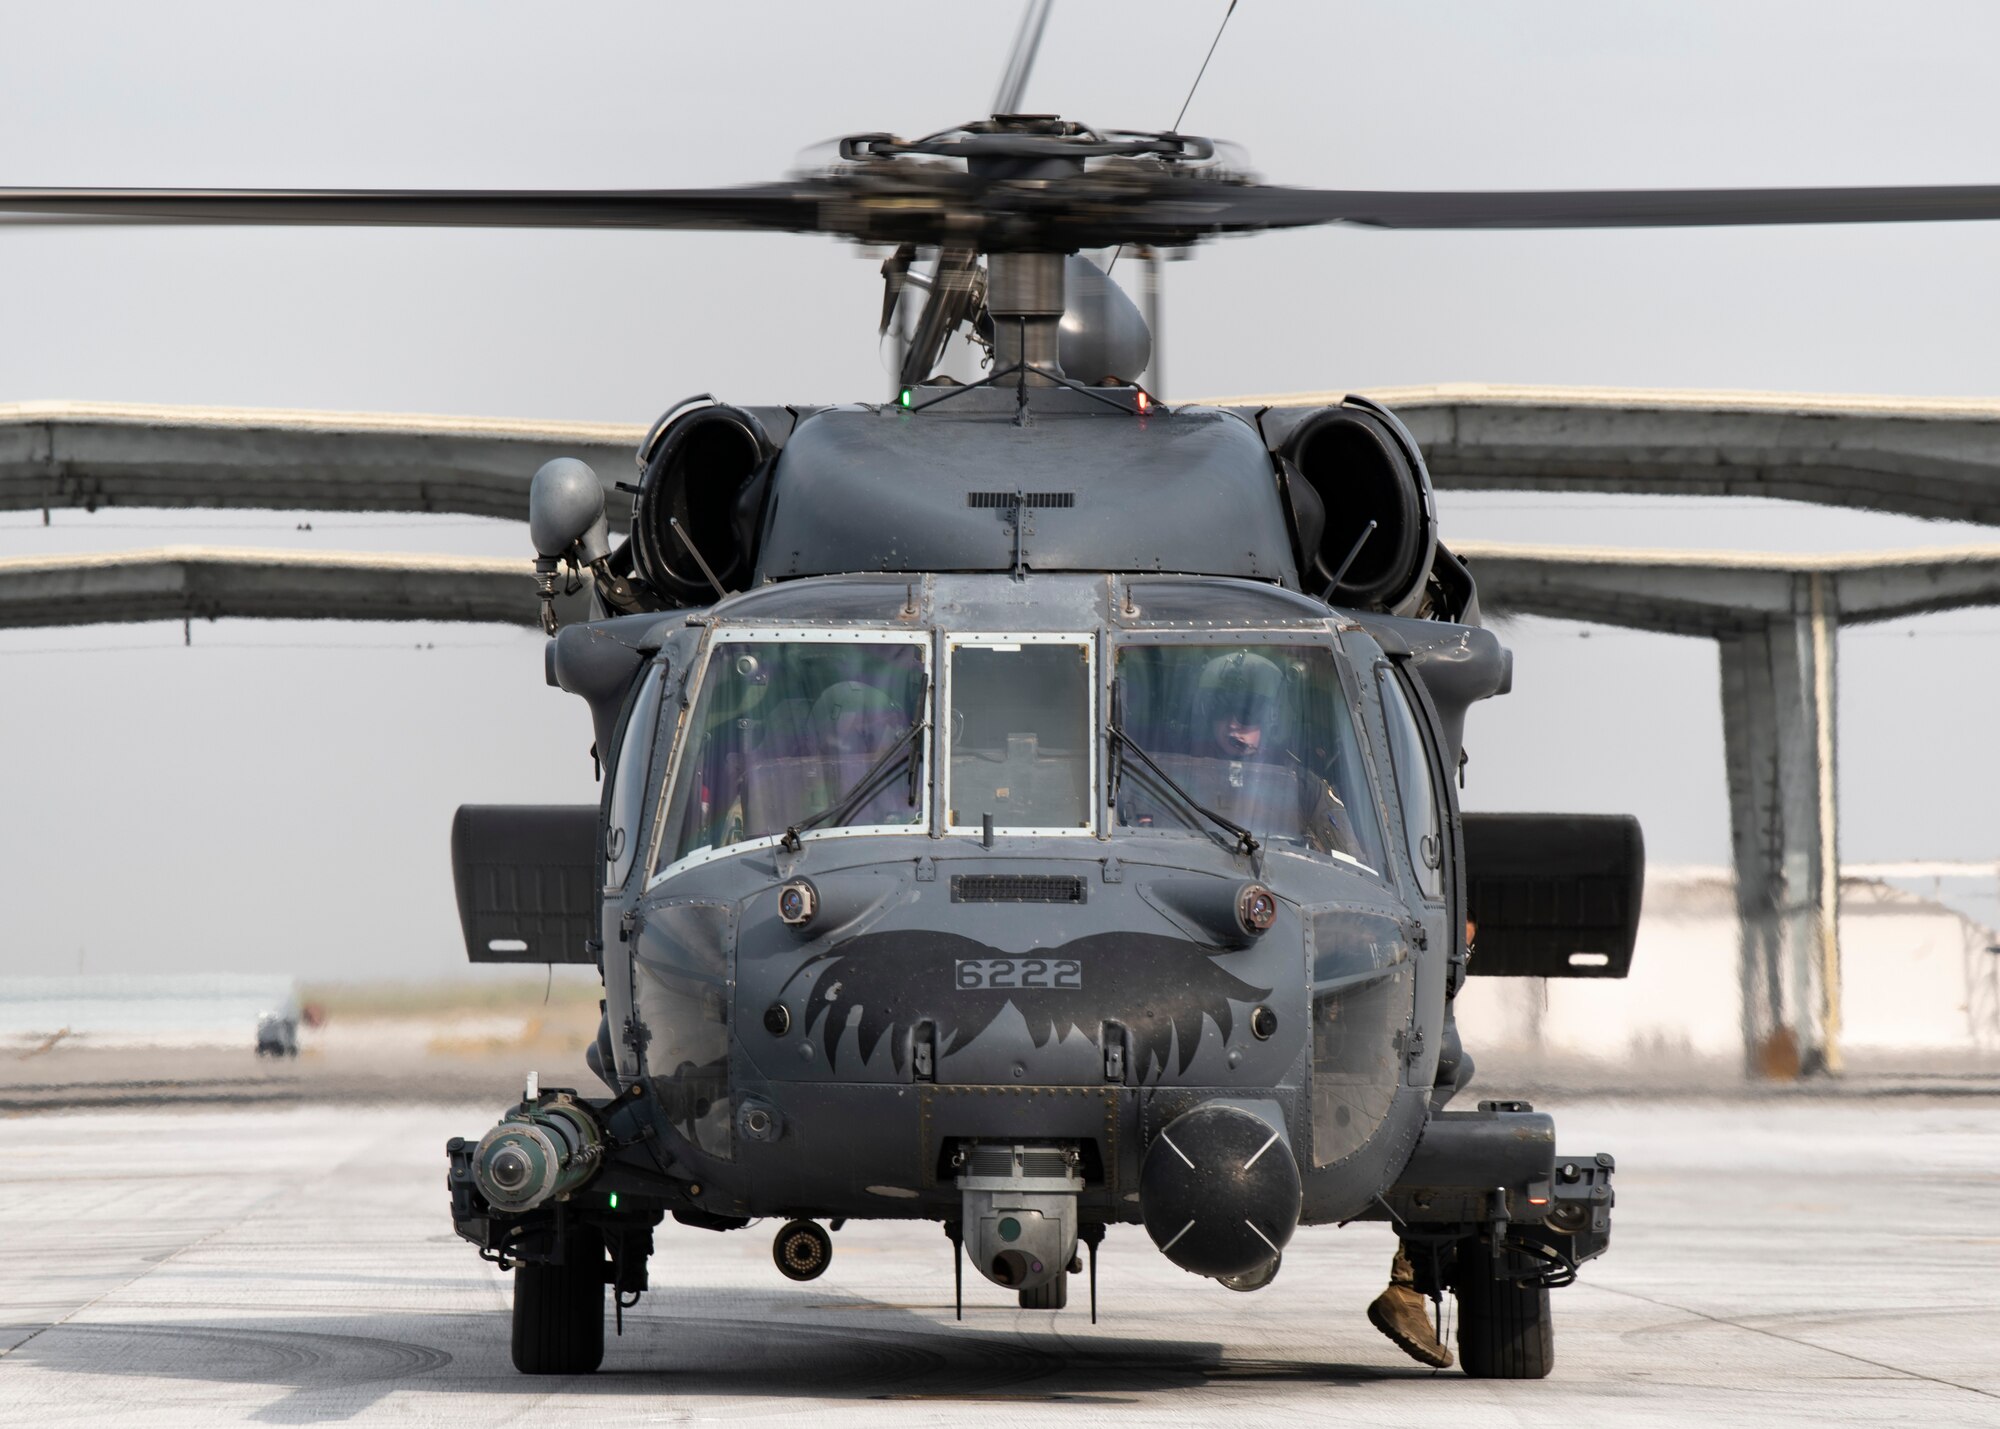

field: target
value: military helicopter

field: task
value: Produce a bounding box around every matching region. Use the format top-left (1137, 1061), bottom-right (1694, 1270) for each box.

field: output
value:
top-left (10, 8), bottom-right (2000, 1385)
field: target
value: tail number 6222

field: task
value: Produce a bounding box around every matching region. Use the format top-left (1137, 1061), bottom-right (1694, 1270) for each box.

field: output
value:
top-left (955, 958), bottom-right (1082, 990)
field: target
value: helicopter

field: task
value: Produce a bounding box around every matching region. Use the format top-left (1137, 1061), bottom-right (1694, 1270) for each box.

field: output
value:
top-left (9, 14), bottom-right (2000, 1386)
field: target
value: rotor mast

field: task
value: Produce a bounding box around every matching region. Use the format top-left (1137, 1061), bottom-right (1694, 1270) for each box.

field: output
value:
top-left (986, 251), bottom-right (1067, 382)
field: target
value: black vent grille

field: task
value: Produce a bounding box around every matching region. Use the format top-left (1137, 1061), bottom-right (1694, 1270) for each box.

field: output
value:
top-left (950, 874), bottom-right (1087, 905)
top-left (965, 1146), bottom-right (1073, 1179)
top-left (966, 491), bottom-right (1075, 509)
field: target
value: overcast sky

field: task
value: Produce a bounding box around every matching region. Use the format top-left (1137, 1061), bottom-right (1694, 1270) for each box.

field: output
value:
top-left (2, 1), bottom-right (1997, 980)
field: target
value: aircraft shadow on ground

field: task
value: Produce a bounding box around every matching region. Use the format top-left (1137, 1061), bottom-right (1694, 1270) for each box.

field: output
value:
top-left (9, 1292), bottom-right (1434, 1423)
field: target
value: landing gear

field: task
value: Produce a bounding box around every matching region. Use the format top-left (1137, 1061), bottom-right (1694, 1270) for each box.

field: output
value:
top-left (1453, 1247), bottom-right (1554, 1380)
top-left (1017, 1271), bottom-right (1068, 1310)
top-left (511, 1226), bottom-right (605, 1375)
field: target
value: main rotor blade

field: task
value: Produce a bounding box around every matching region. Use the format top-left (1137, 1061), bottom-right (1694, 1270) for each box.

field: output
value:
top-left (992, 0), bottom-right (1054, 116)
top-left (0, 184), bottom-right (830, 231)
top-left (1217, 182), bottom-right (2000, 231)
top-left (8, 177), bottom-right (2000, 251)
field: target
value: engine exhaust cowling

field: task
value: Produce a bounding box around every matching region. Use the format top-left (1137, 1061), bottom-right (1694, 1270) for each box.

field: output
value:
top-left (1278, 401), bottom-right (1437, 617)
top-left (630, 403), bottom-right (772, 604)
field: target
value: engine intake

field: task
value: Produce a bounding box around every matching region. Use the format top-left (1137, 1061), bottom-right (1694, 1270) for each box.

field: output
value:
top-left (1278, 400), bottom-right (1437, 617)
top-left (631, 403), bottom-right (772, 604)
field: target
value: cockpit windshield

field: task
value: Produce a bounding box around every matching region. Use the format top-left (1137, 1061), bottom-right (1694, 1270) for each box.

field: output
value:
top-left (1111, 643), bottom-right (1387, 872)
top-left (655, 636), bottom-right (928, 871)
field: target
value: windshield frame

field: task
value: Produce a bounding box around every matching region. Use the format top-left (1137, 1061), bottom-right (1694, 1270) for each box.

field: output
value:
top-left (1107, 630), bottom-right (1389, 878)
top-left (941, 631), bottom-right (1100, 840)
top-left (645, 625), bottom-right (934, 888)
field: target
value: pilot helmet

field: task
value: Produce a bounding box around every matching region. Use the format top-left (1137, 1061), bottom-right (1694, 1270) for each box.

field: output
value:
top-left (1195, 650), bottom-right (1288, 747)
top-left (810, 680), bottom-right (906, 755)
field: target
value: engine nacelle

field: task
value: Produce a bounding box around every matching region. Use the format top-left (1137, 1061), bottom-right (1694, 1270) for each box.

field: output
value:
top-left (1272, 399), bottom-right (1438, 617)
top-left (630, 402), bottom-right (773, 604)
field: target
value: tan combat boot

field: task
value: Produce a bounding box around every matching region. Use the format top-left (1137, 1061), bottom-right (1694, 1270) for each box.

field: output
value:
top-left (1368, 1246), bottom-right (1453, 1368)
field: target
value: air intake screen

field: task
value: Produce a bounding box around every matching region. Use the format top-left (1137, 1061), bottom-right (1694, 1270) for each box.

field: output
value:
top-left (965, 1146), bottom-right (1072, 1179)
top-left (966, 491), bottom-right (1075, 509)
top-left (949, 874), bottom-right (1087, 904)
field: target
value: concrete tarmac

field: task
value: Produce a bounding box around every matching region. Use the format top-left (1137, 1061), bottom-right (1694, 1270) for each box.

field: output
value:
top-left (2, 1098), bottom-right (1996, 1427)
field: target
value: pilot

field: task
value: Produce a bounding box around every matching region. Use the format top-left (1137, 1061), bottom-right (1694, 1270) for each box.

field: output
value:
top-left (1366, 916), bottom-right (1480, 1369)
top-left (1191, 650), bottom-right (1362, 858)
top-left (1196, 648), bottom-right (1283, 765)
top-left (805, 679), bottom-right (913, 822)
top-left (811, 679), bottom-right (907, 758)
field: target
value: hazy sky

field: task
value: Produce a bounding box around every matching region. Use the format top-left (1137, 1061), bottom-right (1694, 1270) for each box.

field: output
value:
top-left (3, 1), bottom-right (1997, 980)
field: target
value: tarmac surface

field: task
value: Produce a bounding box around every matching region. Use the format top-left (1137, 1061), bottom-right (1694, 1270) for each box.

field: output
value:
top-left (2, 1096), bottom-right (1997, 1427)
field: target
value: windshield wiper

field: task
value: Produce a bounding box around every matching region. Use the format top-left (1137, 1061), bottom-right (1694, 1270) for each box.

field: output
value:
top-left (780, 716), bottom-right (930, 853)
top-left (1106, 721), bottom-right (1260, 857)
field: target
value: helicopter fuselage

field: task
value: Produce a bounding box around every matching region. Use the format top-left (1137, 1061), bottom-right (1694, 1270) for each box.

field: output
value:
top-left (607, 572), bottom-right (1445, 1228)
top-left (447, 383), bottom-right (1627, 1346)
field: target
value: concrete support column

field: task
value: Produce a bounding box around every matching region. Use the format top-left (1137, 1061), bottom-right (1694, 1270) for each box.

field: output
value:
top-left (1716, 573), bottom-right (1842, 1077)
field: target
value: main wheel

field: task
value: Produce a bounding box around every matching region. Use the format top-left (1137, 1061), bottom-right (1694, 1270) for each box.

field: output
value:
top-left (512, 1226), bottom-right (606, 1375)
top-left (1018, 1273), bottom-right (1068, 1310)
top-left (1454, 1248), bottom-right (1553, 1379)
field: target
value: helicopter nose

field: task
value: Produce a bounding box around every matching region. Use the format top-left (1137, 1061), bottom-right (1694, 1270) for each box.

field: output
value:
top-left (1139, 1102), bottom-right (1299, 1285)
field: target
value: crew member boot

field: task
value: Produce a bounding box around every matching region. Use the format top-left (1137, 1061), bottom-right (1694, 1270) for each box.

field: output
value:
top-left (1368, 1245), bottom-right (1453, 1368)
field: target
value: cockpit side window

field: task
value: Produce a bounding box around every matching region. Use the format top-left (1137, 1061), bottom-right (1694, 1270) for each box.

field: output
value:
top-left (1375, 665), bottom-right (1444, 900)
top-left (606, 663), bottom-right (666, 889)
top-left (1111, 642), bottom-right (1388, 874)
top-left (653, 636), bottom-right (928, 873)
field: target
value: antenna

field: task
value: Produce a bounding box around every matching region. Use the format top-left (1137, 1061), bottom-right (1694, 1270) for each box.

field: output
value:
top-left (1109, 1), bottom-right (1238, 380)
top-left (1173, 0), bottom-right (1240, 133)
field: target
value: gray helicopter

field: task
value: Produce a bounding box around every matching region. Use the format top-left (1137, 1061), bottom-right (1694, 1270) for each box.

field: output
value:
top-left (448, 329), bottom-right (1638, 1376)
top-left (11, 41), bottom-right (2000, 1384)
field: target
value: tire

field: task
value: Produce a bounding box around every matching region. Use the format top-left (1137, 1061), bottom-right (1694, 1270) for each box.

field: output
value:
top-left (512, 1226), bottom-right (606, 1375)
top-left (1454, 1248), bottom-right (1553, 1379)
top-left (1018, 1273), bottom-right (1068, 1311)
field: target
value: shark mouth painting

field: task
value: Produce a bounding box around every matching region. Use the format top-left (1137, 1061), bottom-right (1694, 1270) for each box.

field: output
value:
top-left (772, 929), bottom-right (1275, 1079)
